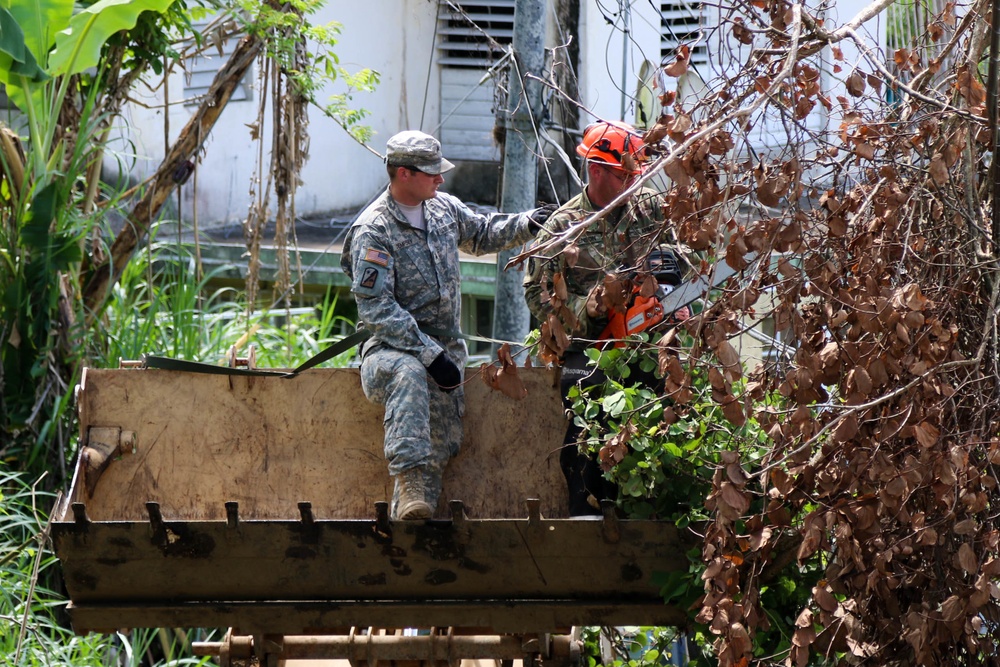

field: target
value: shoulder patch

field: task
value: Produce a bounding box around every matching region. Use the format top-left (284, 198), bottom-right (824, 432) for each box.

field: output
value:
top-left (353, 261), bottom-right (387, 297)
top-left (364, 247), bottom-right (390, 267)
top-left (360, 266), bottom-right (380, 289)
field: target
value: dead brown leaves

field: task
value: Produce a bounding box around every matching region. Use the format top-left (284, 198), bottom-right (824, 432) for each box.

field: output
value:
top-left (664, 44), bottom-right (690, 78)
top-left (600, 273), bottom-right (631, 316)
top-left (678, 38), bottom-right (999, 664)
top-left (538, 313), bottom-right (571, 365)
top-left (479, 343), bottom-right (527, 400)
top-left (742, 181), bottom-right (991, 663)
top-left (698, 452), bottom-right (769, 667)
top-left (644, 113), bottom-right (696, 147)
top-left (518, 12), bottom-right (1000, 666)
top-left (599, 420), bottom-right (636, 471)
top-left (956, 65), bottom-right (986, 110)
top-left (536, 271), bottom-right (579, 364)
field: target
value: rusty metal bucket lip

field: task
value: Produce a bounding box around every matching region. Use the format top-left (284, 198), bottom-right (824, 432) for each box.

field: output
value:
top-left (64, 597), bottom-right (689, 636)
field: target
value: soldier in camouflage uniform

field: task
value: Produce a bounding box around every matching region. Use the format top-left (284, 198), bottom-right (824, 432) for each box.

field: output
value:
top-left (523, 121), bottom-right (691, 515)
top-left (342, 130), bottom-right (552, 521)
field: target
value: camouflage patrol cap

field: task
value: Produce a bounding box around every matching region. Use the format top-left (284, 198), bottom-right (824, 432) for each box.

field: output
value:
top-left (385, 130), bottom-right (456, 175)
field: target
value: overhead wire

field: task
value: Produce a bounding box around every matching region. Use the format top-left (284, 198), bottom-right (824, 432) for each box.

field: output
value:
top-left (543, 2), bottom-right (588, 190)
top-left (595, 0), bottom-right (633, 107)
top-left (501, 44), bottom-right (561, 204)
top-left (419, 0), bottom-right (442, 131)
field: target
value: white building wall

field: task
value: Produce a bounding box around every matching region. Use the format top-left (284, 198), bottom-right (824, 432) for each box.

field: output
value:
top-left (578, 1), bottom-right (664, 127)
top-left (104, 0), bottom-right (885, 225)
top-left (107, 1), bottom-right (441, 226)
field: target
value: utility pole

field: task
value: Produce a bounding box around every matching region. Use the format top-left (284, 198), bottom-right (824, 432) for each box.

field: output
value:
top-left (492, 0), bottom-right (546, 357)
top-left (620, 1), bottom-right (631, 121)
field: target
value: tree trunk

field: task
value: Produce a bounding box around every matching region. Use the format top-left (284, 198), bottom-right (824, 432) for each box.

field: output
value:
top-left (81, 33), bottom-right (263, 327)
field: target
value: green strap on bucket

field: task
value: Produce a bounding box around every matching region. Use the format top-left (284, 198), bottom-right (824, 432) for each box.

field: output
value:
top-left (141, 327), bottom-right (521, 379)
top-left (142, 328), bottom-right (373, 378)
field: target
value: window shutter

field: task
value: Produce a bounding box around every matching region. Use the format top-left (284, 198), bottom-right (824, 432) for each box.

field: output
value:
top-left (437, 1), bottom-right (515, 162)
top-left (183, 22), bottom-right (253, 105)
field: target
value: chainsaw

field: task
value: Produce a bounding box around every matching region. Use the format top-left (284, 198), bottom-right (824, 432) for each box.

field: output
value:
top-left (598, 249), bottom-right (681, 344)
top-left (598, 249), bottom-right (758, 345)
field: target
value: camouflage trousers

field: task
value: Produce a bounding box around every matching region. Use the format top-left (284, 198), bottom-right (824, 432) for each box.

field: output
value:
top-left (359, 346), bottom-right (465, 505)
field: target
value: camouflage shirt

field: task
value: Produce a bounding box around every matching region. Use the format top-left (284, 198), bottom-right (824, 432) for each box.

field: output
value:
top-left (524, 186), bottom-right (684, 343)
top-left (342, 187), bottom-right (536, 366)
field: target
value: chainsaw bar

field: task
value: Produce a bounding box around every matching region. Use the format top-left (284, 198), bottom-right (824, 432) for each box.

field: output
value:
top-left (659, 251), bottom-right (759, 315)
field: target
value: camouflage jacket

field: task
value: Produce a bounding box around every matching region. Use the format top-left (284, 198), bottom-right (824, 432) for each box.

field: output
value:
top-left (342, 187), bottom-right (535, 366)
top-left (523, 186), bottom-right (684, 344)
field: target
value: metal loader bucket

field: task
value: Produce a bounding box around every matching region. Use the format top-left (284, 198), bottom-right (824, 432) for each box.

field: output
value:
top-left (53, 365), bottom-right (687, 637)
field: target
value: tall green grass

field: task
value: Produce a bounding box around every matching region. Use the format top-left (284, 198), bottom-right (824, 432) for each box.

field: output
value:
top-left (89, 234), bottom-right (357, 370)
top-left (0, 467), bottom-right (219, 666)
top-left (6, 224), bottom-right (357, 665)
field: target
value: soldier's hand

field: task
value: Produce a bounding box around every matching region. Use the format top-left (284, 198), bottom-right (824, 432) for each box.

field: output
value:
top-left (585, 284), bottom-right (607, 319)
top-left (426, 352), bottom-right (462, 392)
top-left (528, 203), bottom-right (558, 230)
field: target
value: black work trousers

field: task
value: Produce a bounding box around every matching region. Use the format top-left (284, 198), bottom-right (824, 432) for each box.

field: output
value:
top-left (559, 349), bottom-right (661, 516)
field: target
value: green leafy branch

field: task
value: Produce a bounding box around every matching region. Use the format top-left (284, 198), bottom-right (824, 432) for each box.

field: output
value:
top-left (231, 0), bottom-right (381, 145)
top-left (559, 336), bottom-right (823, 665)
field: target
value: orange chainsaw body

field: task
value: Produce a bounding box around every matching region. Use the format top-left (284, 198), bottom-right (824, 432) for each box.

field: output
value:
top-left (600, 293), bottom-right (665, 345)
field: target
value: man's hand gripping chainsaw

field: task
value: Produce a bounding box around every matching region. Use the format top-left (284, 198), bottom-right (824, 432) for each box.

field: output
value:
top-left (598, 248), bottom-right (685, 346)
top-left (596, 248), bottom-right (760, 346)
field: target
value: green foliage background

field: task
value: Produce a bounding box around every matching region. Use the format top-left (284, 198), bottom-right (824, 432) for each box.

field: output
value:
top-left (562, 338), bottom-right (823, 667)
top-left (0, 1), bottom-right (365, 662)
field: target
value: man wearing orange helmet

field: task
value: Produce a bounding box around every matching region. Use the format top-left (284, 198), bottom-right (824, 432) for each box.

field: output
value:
top-left (523, 120), bottom-right (691, 516)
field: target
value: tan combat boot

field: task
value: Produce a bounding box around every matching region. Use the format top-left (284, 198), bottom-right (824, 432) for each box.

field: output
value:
top-left (393, 467), bottom-right (433, 520)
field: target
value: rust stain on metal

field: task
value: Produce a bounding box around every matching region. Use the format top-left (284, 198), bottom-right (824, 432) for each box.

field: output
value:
top-left (72, 571), bottom-right (98, 591)
top-left (425, 569), bottom-right (458, 585)
top-left (413, 527), bottom-right (463, 561)
top-left (285, 546), bottom-right (317, 559)
top-left (390, 559), bottom-right (412, 576)
top-left (457, 557), bottom-right (490, 574)
top-left (151, 524), bottom-right (216, 559)
top-left (381, 544), bottom-right (407, 558)
top-left (358, 573), bottom-right (387, 585)
top-left (96, 557), bottom-right (127, 566)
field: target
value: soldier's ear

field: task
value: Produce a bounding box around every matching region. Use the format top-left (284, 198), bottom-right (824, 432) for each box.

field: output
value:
top-left (586, 161), bottom-right (602, 181)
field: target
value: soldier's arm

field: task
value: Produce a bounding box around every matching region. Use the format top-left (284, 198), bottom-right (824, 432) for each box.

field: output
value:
top-left (441, 193), bottom-right (536, 255)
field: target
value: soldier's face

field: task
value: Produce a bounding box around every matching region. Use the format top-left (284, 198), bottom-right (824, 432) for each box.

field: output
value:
top-left (604, 164), bottom-right (638, 188)
top-left (406, 167), bottom-right (444, 201)
top-left (588, 163), bottom-right (638, 208)
top-left (393, 166), bottom-right (445, 205)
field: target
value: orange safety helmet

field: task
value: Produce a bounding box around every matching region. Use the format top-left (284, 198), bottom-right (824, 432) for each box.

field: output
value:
top-left (576, 121), bottom-right (648, 174)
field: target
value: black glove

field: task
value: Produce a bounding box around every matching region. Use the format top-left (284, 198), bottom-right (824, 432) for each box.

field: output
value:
top-left (426, 352), bottom-right (462, 392)
top-left (527, 203), bottom-right (558, 230)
